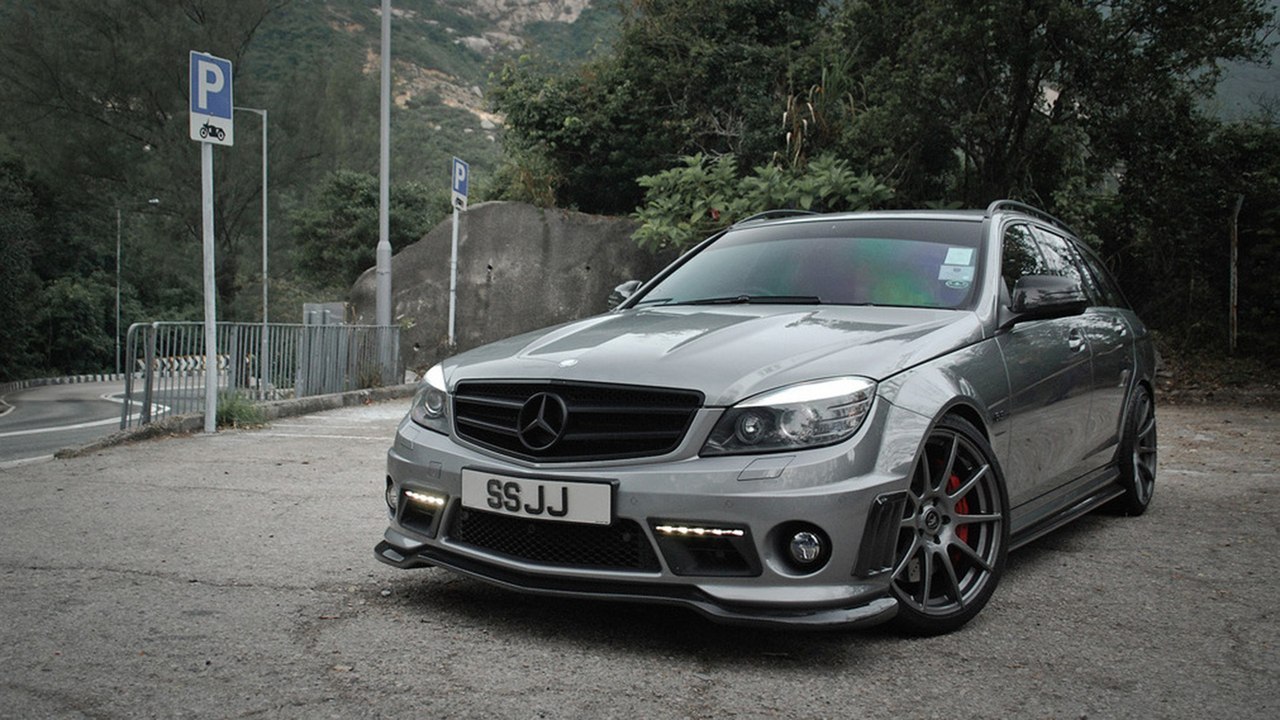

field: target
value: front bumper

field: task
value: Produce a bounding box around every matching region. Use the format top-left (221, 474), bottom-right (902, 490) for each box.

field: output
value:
top-left (374, 537), bottom-right (899, 629)
top-left (376, 398), bottom-right (918, 629)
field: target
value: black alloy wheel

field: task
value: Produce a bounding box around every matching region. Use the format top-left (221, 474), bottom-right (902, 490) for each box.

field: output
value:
top-left (891, 415), bottom-right (1009, 635)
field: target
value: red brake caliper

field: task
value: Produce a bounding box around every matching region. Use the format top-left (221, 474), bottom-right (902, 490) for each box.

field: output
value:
top-left (948, 473), bottom-right (970, 547)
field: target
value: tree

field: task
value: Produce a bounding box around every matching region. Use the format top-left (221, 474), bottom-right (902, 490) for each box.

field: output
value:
top-left (290, 170), bottom-right (446, 291)
top-left (0, 0), bottom-right (296, 315)
top-left (492, 0), bottom-right (827, 214)
top-left (632, 153), bottom-right (893, 251)
top-left (0, 160), bottom-right (43, 380)
top-left (823, 0), bottom-right (1276, 207)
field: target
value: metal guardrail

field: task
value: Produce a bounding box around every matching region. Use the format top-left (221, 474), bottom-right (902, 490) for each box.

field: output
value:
top-left (120, 322), bottom-right (401, 429)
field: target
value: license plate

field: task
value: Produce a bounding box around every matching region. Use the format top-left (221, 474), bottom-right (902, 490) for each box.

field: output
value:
top-left (460, 469), bottom-right (612, 525)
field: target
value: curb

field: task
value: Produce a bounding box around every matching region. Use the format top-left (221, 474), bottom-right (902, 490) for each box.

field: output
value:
top-left (0, 373), bottom-right (131, 396)
top-left (52, 383), bottom-right (418, 460)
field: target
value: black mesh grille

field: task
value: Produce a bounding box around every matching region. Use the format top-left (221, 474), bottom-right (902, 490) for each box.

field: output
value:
top-left (452, 381), bottom-right (703, 461)
top-left (855, 492), bottom-right (908, 577)
top-left (448, 509), bottom-right (661, 572)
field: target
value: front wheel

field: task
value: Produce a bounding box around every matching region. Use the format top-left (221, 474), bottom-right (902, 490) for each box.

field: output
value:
top-left (890, 415), bottom-right (1009, 635)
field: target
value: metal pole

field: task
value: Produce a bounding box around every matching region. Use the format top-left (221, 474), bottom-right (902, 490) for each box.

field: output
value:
top-left (449, 205), bottom-right (459, 345)
top-left (1230, 194), bottom-right (1243, 355)
top-left (376, 0), bottom-right (392, 328)
top-left (116, 208), bottom-right (122, 375)
top-left (201, 142), bottom-right (218, 433)
top-left (234, 106), bottom-right (271, 397)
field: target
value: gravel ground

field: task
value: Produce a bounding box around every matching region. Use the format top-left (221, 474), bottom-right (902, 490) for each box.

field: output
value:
top-left (0, 399), bottom-right (1275, 719)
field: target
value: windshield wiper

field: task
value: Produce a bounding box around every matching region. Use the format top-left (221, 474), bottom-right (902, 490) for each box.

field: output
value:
top-left (677, 295), bottom-right (822, 306)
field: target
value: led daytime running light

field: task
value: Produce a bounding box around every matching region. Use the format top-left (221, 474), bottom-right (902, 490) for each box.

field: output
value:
top-left (405, 490), bottom-right (446, 508)
top-left (655, 524), bottom-right (745, 538)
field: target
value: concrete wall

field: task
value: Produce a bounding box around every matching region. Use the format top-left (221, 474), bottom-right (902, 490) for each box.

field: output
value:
top-left (349, 202), bottom-right (675, 375)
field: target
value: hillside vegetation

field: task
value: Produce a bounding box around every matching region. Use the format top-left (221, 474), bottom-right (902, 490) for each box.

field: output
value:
top-left (0, 0), bottom-right (1276, 382)
top-left (0, 0), bottom-right (617, 379)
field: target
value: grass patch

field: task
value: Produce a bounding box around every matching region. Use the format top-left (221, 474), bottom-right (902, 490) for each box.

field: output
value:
top-left (217, 391), bottom-right (266, 429)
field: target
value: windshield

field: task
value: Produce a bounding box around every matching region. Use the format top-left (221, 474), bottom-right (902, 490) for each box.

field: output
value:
top-left (635, 218), bottom-right (985, 310)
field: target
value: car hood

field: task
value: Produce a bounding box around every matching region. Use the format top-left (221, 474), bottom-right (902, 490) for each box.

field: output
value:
top-left (442, 305), bottom-right (985, 406)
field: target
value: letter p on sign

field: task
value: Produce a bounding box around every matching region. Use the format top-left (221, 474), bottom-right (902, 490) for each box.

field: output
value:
top-left (451, 157), bottom-right (469, 211)
top-left (197, 61), bottom-right (224, 109)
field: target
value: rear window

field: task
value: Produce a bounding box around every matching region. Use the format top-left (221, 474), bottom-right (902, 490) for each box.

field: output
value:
top-left (636, 218), bottom-right (985, 310)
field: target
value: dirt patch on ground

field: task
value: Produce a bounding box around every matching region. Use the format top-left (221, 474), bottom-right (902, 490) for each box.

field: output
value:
top-left (1156, 352), bottom-right (1280, 408)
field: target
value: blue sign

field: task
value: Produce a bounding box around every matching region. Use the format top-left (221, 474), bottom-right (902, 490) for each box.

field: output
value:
top-left (189, 51), bottom-right (234, 146)
top-left (451, 157), bottom-right (469, 210)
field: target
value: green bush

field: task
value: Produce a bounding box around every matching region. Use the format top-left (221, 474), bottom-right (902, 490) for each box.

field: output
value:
top-left (216, 392), bottom-right (265, 429)
top-left (632, 154), bottom-right (894, 252)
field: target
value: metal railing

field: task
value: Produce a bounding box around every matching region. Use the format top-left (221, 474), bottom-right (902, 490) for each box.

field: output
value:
top-left (120, 322), bottom-right (401, 429)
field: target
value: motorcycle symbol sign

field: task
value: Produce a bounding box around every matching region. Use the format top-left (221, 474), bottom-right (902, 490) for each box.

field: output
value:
top-left (198, 121), bottom-right (226, 141)
top-left (189, 51), bottom-right (234, 146)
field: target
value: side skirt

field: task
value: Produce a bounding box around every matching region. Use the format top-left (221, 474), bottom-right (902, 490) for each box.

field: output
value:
top-left (1009, 465), bottom-right (1124, 551)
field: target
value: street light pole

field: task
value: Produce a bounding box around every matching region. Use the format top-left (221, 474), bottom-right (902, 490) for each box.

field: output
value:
top-left (235, 106), bottom-right (269, 396)
top-left (373, 0), bottom-right (394, 381)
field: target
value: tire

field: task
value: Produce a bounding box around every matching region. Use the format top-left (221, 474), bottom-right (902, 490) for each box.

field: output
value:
top-left (1114, 386), bottom-right (1157, 516)
top-left (890, 415), bottom-right (1009, 636)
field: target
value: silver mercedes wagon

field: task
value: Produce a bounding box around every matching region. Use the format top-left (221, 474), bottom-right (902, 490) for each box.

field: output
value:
top-left (374, 200), bottom-right (1158, 634)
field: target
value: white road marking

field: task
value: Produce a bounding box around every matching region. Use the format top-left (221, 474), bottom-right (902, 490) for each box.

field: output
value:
top-left (0, 454), bottom-right (54, 469)
top-left (252, 432), bottom-right (388, 441)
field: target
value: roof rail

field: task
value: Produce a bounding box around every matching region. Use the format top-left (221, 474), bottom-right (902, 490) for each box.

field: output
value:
top-left (732, 209), bottom-right (820, 226)
top-left (984, 200), bottom-right (1075, 235)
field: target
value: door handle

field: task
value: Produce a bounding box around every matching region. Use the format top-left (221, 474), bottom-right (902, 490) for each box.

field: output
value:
top-left (1068, 328), bottom-right (1086, 353)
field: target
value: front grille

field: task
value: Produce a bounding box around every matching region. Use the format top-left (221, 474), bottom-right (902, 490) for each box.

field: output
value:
top-left (448, 508), bottom-right (661, 572)
top-left (452, 381), bottom-right (703, 461)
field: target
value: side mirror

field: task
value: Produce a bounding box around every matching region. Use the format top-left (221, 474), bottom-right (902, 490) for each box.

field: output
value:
top-left (1008, 275), bottom-right (1088, 323)
top-left (608, 280), bottom-right (643, 309)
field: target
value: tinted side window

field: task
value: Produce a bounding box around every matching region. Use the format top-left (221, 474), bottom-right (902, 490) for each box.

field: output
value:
top-left (1032, 229), bottom-right (1086, 289)
top-left (1001, 224), bottom-right (1048, 293)
top-left (1072, 241), bottom-right (1128, 309)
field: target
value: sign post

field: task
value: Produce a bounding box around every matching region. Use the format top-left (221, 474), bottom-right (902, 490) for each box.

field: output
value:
top-left (448, 157), bottom-right (469, 346)
top-left (190, 51), bottom-right (234, 433)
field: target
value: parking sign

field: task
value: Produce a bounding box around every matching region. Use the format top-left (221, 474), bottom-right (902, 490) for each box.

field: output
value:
top-left (451, 157), bottom-right (469, 211)
top-left (190, 51), bottom-right (234, 146)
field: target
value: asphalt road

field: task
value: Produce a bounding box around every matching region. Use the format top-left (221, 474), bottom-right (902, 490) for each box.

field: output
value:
top-left (0, 381), bottom-right (131, 466)
top-left (0, 399), bottom-right (1275, 718)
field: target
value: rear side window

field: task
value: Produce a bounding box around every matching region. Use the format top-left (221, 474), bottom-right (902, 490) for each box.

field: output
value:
top-left (1070, 241), bottom-right (1129, 309)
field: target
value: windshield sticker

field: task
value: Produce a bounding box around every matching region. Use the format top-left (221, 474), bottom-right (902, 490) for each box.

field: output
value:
top-left (945, 280), bottom-right (972, 290)
top-left (939, 264), bottom-right (975, 283)
top-left (944, 247), bottom-right (975, 266)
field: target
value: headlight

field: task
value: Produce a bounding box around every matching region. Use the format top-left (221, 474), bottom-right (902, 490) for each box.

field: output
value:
top-left (409, 363), bottom-right (449, 434)
top-left (701, 377), bottom-right (876, 455)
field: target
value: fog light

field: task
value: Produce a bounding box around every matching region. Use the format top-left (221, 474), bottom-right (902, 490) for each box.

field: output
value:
top-left (789, 531), bottom-right (824, 565)
top-left (385, 478), bottom-right (398, 510)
